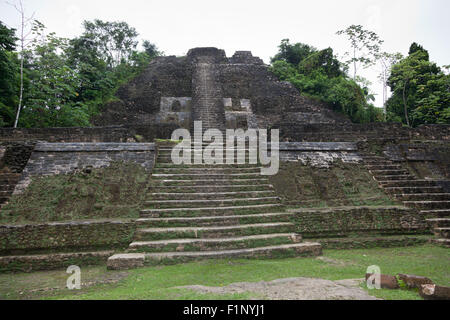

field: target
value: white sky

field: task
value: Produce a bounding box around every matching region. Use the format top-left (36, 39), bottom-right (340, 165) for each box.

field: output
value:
top-left (1, 0), bottom-right (449, 108)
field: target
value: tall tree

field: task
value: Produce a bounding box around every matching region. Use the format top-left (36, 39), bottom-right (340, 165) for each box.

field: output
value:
top-left (142, 40), bottom-right (162, 58)
top-left (376, 51), bottom-right (403, 118)
top-left (336, 25), bottom-right (384, 80)
top-left (0, 21), bottom-right (18, 126)
top-left (7, 0), bottom-right (36, 128)
top-left (81, 20), bottom-right (139, 68)
top-left (270, 39), bottom-right (316, 66)
top-left (387, 43), bottom-right (447, 126)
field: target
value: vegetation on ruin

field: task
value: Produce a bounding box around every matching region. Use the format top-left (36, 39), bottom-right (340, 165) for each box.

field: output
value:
top-left (270, 27), bottom-right (449, 126)
top-left (0, 162), bottom-right (150, 224)
top-left (270, 161), bottom-right (396, 207)
top-left (1, 18), bottom-right (448, 128)
top-left (0, 245), bottom-right (448, 300)
top-left (386, 43), bottom-right (450, 126)
top-left (0, 19), bottom-right (161, 128)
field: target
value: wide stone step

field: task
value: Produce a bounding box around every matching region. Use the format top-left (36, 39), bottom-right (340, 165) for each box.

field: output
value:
top-left (420, 209), bottom-right (450, 218)
top-left (375, 175), bottom-right (415, 181)
top-left (433, 228), bottom-right (450, 238)
top-left (361, 156), bottom-right (387, 160)
top-left (0, 177), bottom-right (21, 184)
top-left (366, 165), bottom-right (403, 170)
top-left (136, 212), bottom-right (294, 227)
top-left (0, 184), bottom-right (16, 192)
top-left (143, 197), bottom-right (280, 209)
top-left (151, 173), bottom-right (262, 180)
top-left (426, 218), bottom-right (450, 228)
top-left (403, 201), bottom-right (450, 210)
top-left (384, 187), bottom-right (443, 194)
top-left (151, 185), bottom-right (274, 193)
top-left (154, 163), bottom-right (259, 168)
top-left (371, 170), bottom-right (409, 176)
top-left (0, 250), bottom-right (114, 273)
top-left (395, 193), bottom-right (450, 201)
top-left (151, 179), bottom-right (270, 186)
top-left (431, 239), bottom-right (450, 247)
top-left (0, 190), bottom-right (13, 197)
top-left (158, 149), bottom-right (257, 154)
top-left (379, 180), bottom-right (438, 188)
top-left (156, 159), bottom-right (258, 165)
top-left (128, 233), bottom-right (301, 253)
top-left (152, 167), bottom-right (262, 174)
top-left (134, 222), bottom-right (295, 241)
top-left (140, 204), bottom-right (285, 218)
top-left (363, 160), bottom-right (394, 165)
top-left (107, 243), bottom-right (322, 269)
top-left (148, 191), bottom-right (276, 200)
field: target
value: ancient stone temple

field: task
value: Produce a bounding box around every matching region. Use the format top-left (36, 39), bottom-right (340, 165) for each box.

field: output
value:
top-left (94, 47), bottom-right (348, 132)
top-left (0, 48), bottom-right (449, 272)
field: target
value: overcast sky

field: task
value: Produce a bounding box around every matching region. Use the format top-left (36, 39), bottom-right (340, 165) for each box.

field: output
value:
top-left (1, 0), bottom-right (449, 107)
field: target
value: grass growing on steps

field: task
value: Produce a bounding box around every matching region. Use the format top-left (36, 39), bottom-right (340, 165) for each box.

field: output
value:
top-left (270, 161), bottom-right (397, 208)
top-left (1, 245), bottom-right (448, 300)
top-left (0, 162), bottom-right (150, 224)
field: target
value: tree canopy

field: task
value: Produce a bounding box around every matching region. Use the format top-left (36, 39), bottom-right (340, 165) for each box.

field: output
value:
top-left (386, 43), bottom-right (449, 126)
top-left (0, 19), bottom-right (161, 127)
top-left (270, 39), bottom-right (383, 123)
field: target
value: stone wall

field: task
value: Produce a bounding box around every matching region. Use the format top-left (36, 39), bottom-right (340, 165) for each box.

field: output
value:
top-left (0, 124), bottom-right (178, 143)
top-left (93, 56), bottom-right (193, 126)
top-left (14, 142), bottom-right (156, 194)
top-left (277, 142), bottom-right (361, 167)
top-left (217, 63), bottom-right (349, 127)
top-left (292, 207), bottom-right (429, 238)
top-left (0, 142), bottom-right (35, 173)
top-left (0, 219), bottom-right (136, 254)
top-left (274, 122), bottom-right (450, 142)
top-left (94, 47), bottom-right (349, 129)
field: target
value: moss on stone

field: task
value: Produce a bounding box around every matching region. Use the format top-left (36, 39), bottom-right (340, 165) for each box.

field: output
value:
top-left (0, 162), bottom-right (150, 224)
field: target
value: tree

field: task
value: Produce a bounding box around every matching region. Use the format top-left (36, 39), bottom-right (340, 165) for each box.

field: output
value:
top-left (0, 21), bottom-right (18, 127)
top-left (270, 39), bottom-right (383, 124)
top-left (81, 20), bottom-right (139, 68)
top-left (387, 43), bottom-right (447, 126)
top-left (142, 40), bottom-right (162, 58)
top-left (298, 47), bottom-right (345, 78)
top-left (19, 23), bottom-right (87, 127)
top-left (376, 51), bottom-right (403, 117)
top-left (336, 25), bottom-right (384, 80)
top-left (7, 0), bottom-right (36, 128)
top-left (270, 39), bottom-right (316, 66)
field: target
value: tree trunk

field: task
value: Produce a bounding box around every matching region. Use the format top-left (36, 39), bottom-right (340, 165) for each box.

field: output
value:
top-left (14, 8), bottom-right (25, 128)
top-left (402, 82), bottom-right (410, 127)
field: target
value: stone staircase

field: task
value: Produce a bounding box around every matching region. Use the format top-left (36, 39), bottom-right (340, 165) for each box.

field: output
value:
top-left (0, 170), bottom-right (21, 210)
top-left (107, 142), bottom-right (322, 269)
top-left (362, 154), bottom-right (450, 247)
top-left (191, 56), bottom-right (226, 133)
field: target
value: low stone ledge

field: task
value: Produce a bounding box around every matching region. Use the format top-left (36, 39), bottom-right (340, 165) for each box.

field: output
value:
top-left (0, 250), bottom-right (114, 273)
top-left (290, 206), bottom-right (428, 237)
top-left (0, 219), bottom-right (136, 254)
top-left (278, 142), bottom-right (358, 151)
top-left (311, 235), bottom-right (431, 249)
top-left (34, 142), bottom-right (156, 152)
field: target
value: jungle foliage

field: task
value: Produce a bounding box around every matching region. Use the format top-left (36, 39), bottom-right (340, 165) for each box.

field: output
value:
top-left (0, 19), bottom-right (161, 127)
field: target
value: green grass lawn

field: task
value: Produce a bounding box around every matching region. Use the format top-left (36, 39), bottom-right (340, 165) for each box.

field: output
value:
top-left (0, 245), bottom-right (448, 300)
